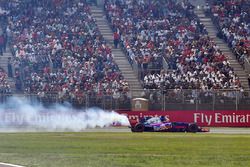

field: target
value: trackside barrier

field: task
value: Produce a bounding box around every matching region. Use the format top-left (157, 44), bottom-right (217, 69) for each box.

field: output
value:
top-left (117, 110), bottom-right (250, 127)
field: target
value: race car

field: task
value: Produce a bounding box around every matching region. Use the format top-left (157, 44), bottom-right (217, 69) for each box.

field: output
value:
top-left (129, 116), bottom-right (209, 133)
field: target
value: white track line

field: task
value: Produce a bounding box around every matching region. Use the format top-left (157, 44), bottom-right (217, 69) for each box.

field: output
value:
top-left (0, 162), bottom-right (25, 167)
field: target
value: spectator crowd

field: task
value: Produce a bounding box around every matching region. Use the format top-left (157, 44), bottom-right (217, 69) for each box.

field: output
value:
top-left (0, 68), bottom-right (11, 94)
top-left (104, 0), bottom-right (243, 92)
top-left (0, 1), bottom-right (12, 95)
top-left (207, 0), bottom-right (250, 68)
top-left (6, 0), bottom-right (129, 103)
top-left (0, 0), bottom-right (248, 108)
top-left (0, 4), bottom-right (8, 56)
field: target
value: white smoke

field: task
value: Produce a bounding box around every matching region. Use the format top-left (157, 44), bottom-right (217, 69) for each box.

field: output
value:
top-left (0, 97), bottom-right (129, 132)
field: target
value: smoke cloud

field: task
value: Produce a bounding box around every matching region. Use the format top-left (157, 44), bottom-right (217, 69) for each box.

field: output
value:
top-left (0, 97), bottom-right (129, 132)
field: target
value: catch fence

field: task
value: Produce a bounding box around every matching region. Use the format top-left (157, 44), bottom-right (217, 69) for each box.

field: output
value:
top-left (0, 89), bottom-right (249, 111)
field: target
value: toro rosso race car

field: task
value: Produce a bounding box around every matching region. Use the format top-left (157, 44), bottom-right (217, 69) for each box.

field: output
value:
top-left (130, 116), bottom-right (209, 133)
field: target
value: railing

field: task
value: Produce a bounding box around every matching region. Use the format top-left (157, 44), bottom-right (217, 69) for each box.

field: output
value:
top-left (244, 57), bottom-right (250, 73)
top-left (123, 49), bottom-right (163, 82)
top-left (162, 89), bottom-right (250, 111)
top-left (162, 57), bottom-right (169, 70)
top-left (0, 89), bottom-right (249, 111)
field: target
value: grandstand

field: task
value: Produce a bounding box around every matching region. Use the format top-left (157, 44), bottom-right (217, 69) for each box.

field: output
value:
top-left (0, 0), bottom-right (249, 111)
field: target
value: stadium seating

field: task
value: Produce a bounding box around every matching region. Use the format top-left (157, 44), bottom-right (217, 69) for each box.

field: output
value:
top-left (0, 0), bottom-right (248, 110)
top-left (104, 0), bottom-right (243, 90)
top-left (207, 0), bottom-right (250, 67)
top-left (0, 68), bottom-right (11, 94)
top-left (7, 0), bottom-right (129, 103)
top-left (0, 2), bottom-right (11, 94)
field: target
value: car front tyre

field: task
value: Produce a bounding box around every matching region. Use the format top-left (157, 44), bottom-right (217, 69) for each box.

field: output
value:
top-left (188, 123), bottom-right (198, 133)
top-left (132, 123), bottom-right (145, 132)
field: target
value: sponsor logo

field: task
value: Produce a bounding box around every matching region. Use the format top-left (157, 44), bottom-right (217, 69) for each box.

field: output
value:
top-left (118, 111), bottom-right (250, 127)
top-left (121, 112), bottom-right (170, 122)
top-left (194, 112), bottom-right (250, 125)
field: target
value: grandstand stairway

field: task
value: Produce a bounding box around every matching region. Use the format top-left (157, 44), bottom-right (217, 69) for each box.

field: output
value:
top-left (0, 51), bottom-right (11, 74)
top-left (0, 47), bottom-right (16, 92)
top-left (194, 9), bottom-right (250, 89)
top-left (90, 6), bottom-right (143, 97)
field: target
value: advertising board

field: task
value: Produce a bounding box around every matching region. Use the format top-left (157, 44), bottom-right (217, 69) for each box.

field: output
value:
top-left (117, 111), bottom-right (250, 127)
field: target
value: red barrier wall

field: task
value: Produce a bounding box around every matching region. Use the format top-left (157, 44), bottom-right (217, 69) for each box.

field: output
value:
top-left (117, 111), bottom-right (250, 127)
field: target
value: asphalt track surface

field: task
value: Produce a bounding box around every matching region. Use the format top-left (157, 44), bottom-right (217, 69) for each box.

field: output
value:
top-left (80, 127), bottom-right (250, 134)
top-left (79, 127), bottom-right (250, 134)
top-left (1, 127), bottom-right (250, 134)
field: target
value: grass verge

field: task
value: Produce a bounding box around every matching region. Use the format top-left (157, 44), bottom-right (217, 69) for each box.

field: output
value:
top-left (0, 132), bottom-right (250, 167)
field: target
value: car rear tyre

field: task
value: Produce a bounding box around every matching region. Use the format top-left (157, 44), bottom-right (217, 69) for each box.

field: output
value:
top-left (188, 123), bottom-right (198, 133)
top-left (132, 123), bottom-right (145, 132)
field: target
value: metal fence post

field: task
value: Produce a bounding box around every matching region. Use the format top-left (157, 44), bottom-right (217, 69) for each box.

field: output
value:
top-left (195, 89), bottom-right (198, 111)
top-left (236, 90), bottom-right (238, 111)
top-left (212, 91), bottom-right (215, 111)
top-left (85, 94), bottom-right (88, 109)
top-left (163, 93), bottom-right (166, 111)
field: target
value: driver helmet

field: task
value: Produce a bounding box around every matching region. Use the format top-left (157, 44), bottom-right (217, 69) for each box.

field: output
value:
top-left (160, 115), bottom-right (166, 122)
